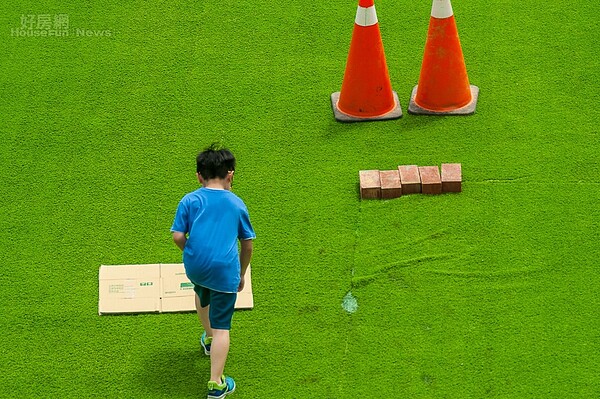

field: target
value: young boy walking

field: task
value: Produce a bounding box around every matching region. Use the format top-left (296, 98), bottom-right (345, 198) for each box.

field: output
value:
top-left (171, 144), bottom-right (255, 399)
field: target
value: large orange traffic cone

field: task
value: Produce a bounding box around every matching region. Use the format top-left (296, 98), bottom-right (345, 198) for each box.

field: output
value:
top-left (408, 0), bottom-right (479, 115)
top-left (331, 0), bottom-right (402, 122)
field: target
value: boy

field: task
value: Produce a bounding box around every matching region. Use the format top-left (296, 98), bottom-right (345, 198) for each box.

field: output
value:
top-left (171, 144), bottom-right (255, 399)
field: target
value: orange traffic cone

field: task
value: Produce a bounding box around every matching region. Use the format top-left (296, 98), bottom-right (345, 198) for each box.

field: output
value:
top-left (331, 0), bottom-right (402, 122)
top-left (408, 0), bottom-right (479, 115)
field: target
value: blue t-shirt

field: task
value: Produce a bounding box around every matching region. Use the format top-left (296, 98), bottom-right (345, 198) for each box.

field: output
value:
top-left (171, 187), bottom-right (256, 293)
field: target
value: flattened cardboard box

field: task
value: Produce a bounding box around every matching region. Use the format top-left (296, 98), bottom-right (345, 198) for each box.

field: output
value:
top-left (99, 264), bottom-right (254, 315)
top-left (235, 266), bottom-right (254, 310)
top-left (160, 263), bottom-right (197, 313)
top-left (98, 264), bottom-right (161, 314)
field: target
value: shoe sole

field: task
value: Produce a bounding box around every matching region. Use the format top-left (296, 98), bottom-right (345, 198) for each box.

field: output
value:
top-left (207, 386), bottom-right (235, 399)
top-left (201, 337), bottom-right (211, 356)
top-left (201, 341), bottom-right (210, 356)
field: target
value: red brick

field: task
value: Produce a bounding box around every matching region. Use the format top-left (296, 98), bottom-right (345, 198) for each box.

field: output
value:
top-left (398, 165), bottom-right (421, 194)
top-left (419, 166), bottom-right (442, 195)
top-left (359, 170), bottom-right (381, 199)
top-left (441, 163), bottom-right (462, 193)
top-left (379, 170), bottom-right (402, 199)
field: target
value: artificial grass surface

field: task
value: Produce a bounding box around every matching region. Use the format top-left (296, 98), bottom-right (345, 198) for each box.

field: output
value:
top-left (1, 0), bottom-right (598, 398)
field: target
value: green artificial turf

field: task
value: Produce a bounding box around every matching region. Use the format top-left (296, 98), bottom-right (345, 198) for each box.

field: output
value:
top-left (1, 1), bottom-right (598, 398)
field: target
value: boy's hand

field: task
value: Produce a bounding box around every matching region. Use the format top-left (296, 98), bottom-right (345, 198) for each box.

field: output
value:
top-left (172, 231), bottom-right (187, 251)
top-left (238, 276), bottom-right (245, 292)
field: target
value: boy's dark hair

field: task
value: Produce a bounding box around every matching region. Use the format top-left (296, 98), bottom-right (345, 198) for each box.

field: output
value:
top-left (196, 143), bottom-right (236, 180)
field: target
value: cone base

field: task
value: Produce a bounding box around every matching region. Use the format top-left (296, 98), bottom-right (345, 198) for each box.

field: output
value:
top-left (408, 85), bottom-right (479, 116)
top-left (331, 91), bottom-right (403, 123)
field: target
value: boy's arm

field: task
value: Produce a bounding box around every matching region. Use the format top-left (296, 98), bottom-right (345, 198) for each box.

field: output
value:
top-left (238, 239), bottom-right (253, 292)
top-left (172, 231), bottom-right (187, 251)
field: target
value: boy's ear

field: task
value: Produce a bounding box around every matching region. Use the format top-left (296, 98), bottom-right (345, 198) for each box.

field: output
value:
top-left (196, 173), bottom-right (205, 185)
top-left (225, 170), bottom-right (234, 189)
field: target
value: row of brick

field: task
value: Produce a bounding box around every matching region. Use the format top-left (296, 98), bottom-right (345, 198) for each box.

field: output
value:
top-left (359, 164), bottom-right (462, 200)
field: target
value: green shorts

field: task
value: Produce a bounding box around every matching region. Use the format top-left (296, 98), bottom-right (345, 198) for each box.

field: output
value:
top-left (194, 285), bottom-right (237, 330)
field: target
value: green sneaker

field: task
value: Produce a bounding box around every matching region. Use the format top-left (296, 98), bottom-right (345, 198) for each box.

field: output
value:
top-left (207, 375), bottom-right (236, 399)
top-left (201, 332), bottom-right (212, 356)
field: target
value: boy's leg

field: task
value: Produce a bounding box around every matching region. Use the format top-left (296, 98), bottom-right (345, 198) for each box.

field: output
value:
top-left (195, 293), bottom-right (213, 337)
top-left (206, 290), bottom-right (237, 384)
top-left (210, 329), bottom-right (230, 383)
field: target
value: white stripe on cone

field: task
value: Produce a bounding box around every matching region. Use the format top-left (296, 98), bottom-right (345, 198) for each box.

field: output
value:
top-left (355, 5), bottom-right (378, 27)
top-left (431, 0), bottom-right (453, 19)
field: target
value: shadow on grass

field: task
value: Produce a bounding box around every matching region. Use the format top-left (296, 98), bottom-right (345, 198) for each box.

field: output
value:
top-left (137, 348), bottom-right (208, 397)
top-left (324, 111), bottom-right (447, 140)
